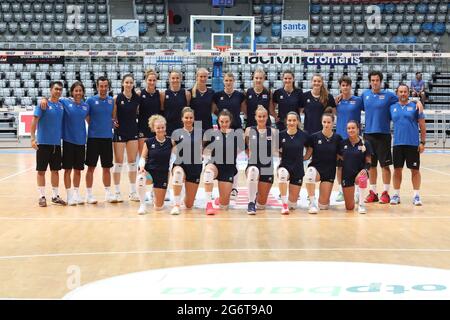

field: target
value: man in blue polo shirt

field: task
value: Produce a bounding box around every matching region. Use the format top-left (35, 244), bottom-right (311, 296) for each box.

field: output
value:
top-left (30, 81), bottom-right (66, 207)
top-left (389, 84), bottom-right (426, 206)
top-left (85, 76), bottom-right (116, 203)
top-left (362, 71), bottom-right (398, 204)
top-left (410, 72), bottom-right (426, 103)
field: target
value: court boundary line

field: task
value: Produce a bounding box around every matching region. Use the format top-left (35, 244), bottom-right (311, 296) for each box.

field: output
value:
top-left (1, 247), bottom-right (450, 260)
top-left (422, 166), bottom-right (450, 177)
top-left (0, 215), bottom-right (449, 222)
top-left (0, 166), bottom-right (33, 182)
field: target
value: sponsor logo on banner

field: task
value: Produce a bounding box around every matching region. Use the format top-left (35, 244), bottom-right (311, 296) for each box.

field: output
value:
top-left (304, 50), bottom-right (362, 66)
top-left (281, 20), bottom-right (309, 38)
top-left (0, 50), bottom-right (65, 64)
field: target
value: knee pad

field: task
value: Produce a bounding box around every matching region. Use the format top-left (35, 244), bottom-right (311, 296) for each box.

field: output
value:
top-left (357, 175), bottom-right (368, 189)
top-left (112, 163), bottom-right (123, 173)
top-left (203, 169), bottom-right (215, 184)
top-left (172, 168), bottom-right (184, 186)
top-left (247, 166), bottom-right (260, 182)
top-left (128, 162), bottom-right (137, 173)
top-left (305, 166), bottom-right (318, 184)
top-left (137, 173), bottom-right (146, 187)
top-left (278, 168), bottom-right (289, 183)
top-left (318, 203), bottom-right (329, 210)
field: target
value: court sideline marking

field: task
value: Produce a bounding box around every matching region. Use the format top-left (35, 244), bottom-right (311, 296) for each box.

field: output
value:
top-left (0, 247), bottom-right (450, 261)
top-left (0, 167), bottom-right (33, 182)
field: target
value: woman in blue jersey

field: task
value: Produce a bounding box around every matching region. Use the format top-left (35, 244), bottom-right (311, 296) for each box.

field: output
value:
top-left (138, 69), bottom-right (162, 155)
top-left (304, 111), bottom-right (342, 214)
top-left (170, 107), bottom-right (204, 215)
top-left (245, 106), bottom-right (278, 215)
top-left (335, 75), bottom-right (364, 203)
top-left (212, 72), bottom-right (246, 199)
top-left (161, 70), bottom-right (191, 136)
top-left (338, 120), bottom-right (371, 214)
top-left (245, 68), bottom-right (276, 128)
top-left (203, 110), bottom-right (245, 215)
top-left (40, 81), bottom-right (90, 206)
top-left (272, 70), bottom-right (303, 131)
top-left (112, 74), bottom-right (140, 202)
top-left (301, 74), bottom-right (336, 134)
top-left (189, 68), bottom-right (215, 131)
top-left (277, 112), bottom-right (309, 215)
top-left (136, 115), bottom-right (172, 214)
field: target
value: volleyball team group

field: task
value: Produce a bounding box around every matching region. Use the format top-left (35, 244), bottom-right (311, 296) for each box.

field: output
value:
top-left (30, 67), bottom-right (426, 215)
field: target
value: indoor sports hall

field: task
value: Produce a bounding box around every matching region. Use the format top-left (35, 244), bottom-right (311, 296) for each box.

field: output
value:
top-left (0, 0), bottom-right (449, 300)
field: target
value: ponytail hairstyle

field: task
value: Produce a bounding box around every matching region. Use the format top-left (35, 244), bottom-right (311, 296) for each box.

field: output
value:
top-left (181, 106), bottom-right (195, 119)
top-left (69, 81), bottom-right (85, 97)
top-left (253, 68), bottom-right (268, 92)
top-left (145, 68), bottom-right (158, 80)
top-left (217, 109), bottom-right (234, 128)
top-left (347, 119), bottom-right (365, 151)
top-left (282, 70), bottom-right (296, 90)
top-left (148, 114), bottom-right (166, 132)
top-left (285, 111), bottom-right (301, 129)
top-left (321, 110), bottom-right (335, 122)
top-left (312, 74), bottom-right (329, 107)
top-left (121, 73), bottom-right (137, 96)
top-left (191, 67), bottom-right (209, 99)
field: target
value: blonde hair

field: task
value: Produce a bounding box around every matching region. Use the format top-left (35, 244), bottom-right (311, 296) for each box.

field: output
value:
top-left (255, 105), bottom-right (268, 115)
top-left (224, 72), bottom-right (235, 80)
top-left (253, 68), bottom-right (268, 92)
top-left (148, 114), bottom-right (166, 132)
top-left (312, 74), bottom-right (329, 107)
top-left (181, 106), bottom-right (195, 119)
top-left (145, 68), bottom-right (158, 80)
top-left (192, 68), bottom-right (209, 98)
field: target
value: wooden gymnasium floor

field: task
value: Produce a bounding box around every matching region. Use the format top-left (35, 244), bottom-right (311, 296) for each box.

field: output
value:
top-left (0, 148), bottom-right (449, 299)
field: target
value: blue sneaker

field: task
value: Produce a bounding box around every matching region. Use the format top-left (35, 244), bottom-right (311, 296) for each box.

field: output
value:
top-left (413, 195), bottom-right (422, 206)
top-left (390, 194), bottom-right (400, 205)
top-left (335, 191), bottom-right (344, 202)
top-left (247, 202), bottom-right (256, 215)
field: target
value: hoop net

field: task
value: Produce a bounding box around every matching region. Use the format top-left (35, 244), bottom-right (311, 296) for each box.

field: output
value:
top-left (214, 45), bottom-right (231, 53)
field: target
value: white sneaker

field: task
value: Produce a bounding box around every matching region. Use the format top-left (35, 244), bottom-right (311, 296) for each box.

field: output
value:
top-left (308, 203), bottom-right (318, 214)
top-left (413, 195), bottom-right (422, 206)
top-left (129, 192), bottom-right (140, 202)
top-left (137, 204), bottom-right (147, 215)
top-left (86, 194), bottom-right (97, 204)
top-left (230, 188), bottom-right (238, 201)
top-left (105, 192), bottom-right (116, 203)
top-left (354, 192), bottom-right (360, 203)
top-left (74, 193), bottom-right (85, 205)
top-left (358, 204), bottom-right (367, 214)
top-left (67, 196), bottom-right (77, 206)
top-left (115, 192), bottom-right (123, 203)
top-left (170, 205), bottom-right (180, 215)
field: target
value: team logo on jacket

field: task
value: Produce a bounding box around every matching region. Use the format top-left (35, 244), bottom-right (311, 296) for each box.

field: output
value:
top-left (379, 95), bottom-right (385, 99)
top-left (220, 97), bottom-right (224, 100)
top-left (121, 101), bottom-right (125, 105)
top-left (166, 95), bottom-right (169, 99)
top-left (82, 106), bottom-right (88, 111)
top-left (95, 101), bottom-right (99, 105)
top-left (142, 95), bottom-right (146, 98)
top-left (407, 107), bottom-right (413, 111)
top-left (262, 94), bottom-right (268, 99)
top-left (151, 144), bottom-right (155, 148)
top-left (307, 99), bottom-right (311, 103)
top-left (318, 140), bottom-right (322, 144)
top-left (393, 108), bottom-right (397, 112)
top-left (215, 136), bottom-right (220, 140)
top-left (280, 96), bottom-right (284, 99)
top-left (282, 138), bottom-right (286, 143)
top-left (344, 145), bottom-right (348, 149)
top-left (252, 135), bottom-right (256, 140)
top-left (248, 95), bottom-right (252, 99)
top-left (108, 99), bottom-right (113, 104)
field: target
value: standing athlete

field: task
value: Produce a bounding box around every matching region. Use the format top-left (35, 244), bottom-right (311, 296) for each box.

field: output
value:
top-left (272, 70), bottom-right (303, 131)
top-left (389, 84), bottom-right (426, 206)
top-left (85, 76), bottom-right (115, 203)
top-left (31, 81), bottom-right (66, 207)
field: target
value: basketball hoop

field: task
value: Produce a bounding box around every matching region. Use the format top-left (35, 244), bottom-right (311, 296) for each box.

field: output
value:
top-left (214, 45), bottom-right (231, 53)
